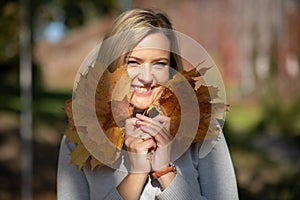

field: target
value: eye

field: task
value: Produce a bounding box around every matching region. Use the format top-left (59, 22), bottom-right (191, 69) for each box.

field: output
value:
top-left (153, 62), bottom-right (168, 68)
top-left (127, 60), bottom-right (140, 67)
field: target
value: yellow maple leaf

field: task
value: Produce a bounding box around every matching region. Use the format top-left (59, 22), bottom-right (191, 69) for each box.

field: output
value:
top-left (70, 142), bottom-right (90, 170)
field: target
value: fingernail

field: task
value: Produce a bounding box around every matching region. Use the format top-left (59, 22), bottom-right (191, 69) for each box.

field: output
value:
top-left (136, 120), bottom-right (142, 125)
top-left (136, 113), bottom-right (143, 117)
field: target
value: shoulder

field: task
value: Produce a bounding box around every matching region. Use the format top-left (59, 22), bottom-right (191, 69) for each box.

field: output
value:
top-left (59, 135), bottom-right (77, 154)
top-left (191, 130), bottom-right (225, 159)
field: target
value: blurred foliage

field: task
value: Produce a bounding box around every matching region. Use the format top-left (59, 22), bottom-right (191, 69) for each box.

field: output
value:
top-left (33, 0), bottom-right (118, 30)
top-left (0, 1), bottom-right (20, 105)
top-left (0, 0), bottom-right (119, 113)
top-left (256, 33), bottom-right (300, 138)
top-left (258, 95), bottom-right (300, 137)
top-left (0, 1), bottom-right (19, 64)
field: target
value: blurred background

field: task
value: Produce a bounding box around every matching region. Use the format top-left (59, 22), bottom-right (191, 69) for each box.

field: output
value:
top-left (1, 0), bottom-right (300, 199)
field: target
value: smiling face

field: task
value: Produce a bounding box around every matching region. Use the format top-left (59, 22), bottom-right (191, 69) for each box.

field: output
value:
top-left (126, 33), bottom-right (170, 109)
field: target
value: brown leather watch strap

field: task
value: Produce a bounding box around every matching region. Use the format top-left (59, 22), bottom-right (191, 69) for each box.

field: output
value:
top-left (151, 163), bottom-right (176, 179)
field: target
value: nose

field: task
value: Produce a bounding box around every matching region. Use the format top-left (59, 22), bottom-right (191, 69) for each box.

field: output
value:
top-left (138, 63), bottom-right (153, 84)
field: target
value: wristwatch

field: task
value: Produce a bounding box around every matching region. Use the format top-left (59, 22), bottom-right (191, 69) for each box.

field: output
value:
top-left (151, 163), bottom-right (177, 179)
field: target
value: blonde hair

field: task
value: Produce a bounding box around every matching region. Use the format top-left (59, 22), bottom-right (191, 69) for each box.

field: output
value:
top-left (97, 9), bottom-right (183, 72)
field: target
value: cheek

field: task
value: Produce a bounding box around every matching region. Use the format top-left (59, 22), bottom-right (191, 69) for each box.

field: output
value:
top-left (126, 68), bottom-right (139, 79)
top-left (154, 69), bottom-right (169, 85)
top-left (126, 67), bottom-right (170, 84)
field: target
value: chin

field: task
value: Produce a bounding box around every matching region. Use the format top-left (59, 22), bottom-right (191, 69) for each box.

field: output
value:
top-left (130, 100), bottom-right (152, 110)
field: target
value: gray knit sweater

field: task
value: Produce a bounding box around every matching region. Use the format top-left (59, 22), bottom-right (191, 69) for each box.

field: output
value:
top-left (57, 133), bottom-right (238, 200)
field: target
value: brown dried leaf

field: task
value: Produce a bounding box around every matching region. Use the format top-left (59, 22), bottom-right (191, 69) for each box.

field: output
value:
top-left (64, 99), bottom-right (74, 127)
top-left (197, 67), bottom-right (211, 76)
top-left (164, 68), bottom-right (227, 142)
top-left (95, 66), bottom-right (130, 127)
top-left (64, 63), bottom-right (130, 170)
top-left (157, 88), bottom-right (181, 137)
top-left (65, 127), bottom-right (81, 144)
top-left (95, 65), bottom-right (130, 104)
top-left (70, 143), bottom-right (90, 170)
top-left (105, 127), bottom-right (125, 150)
top-left (111, 70), bottom-right (131, 101)
top-left (94, 131), bottom-right (123, 165)
top-left (159, 88), bottom-right (179, 115)
top-left (90, 157), bottom-right (104, 171)
top-left (110, 98), bottom-right (131, 128)
top-left (180, 67), bottom-right (201, 79)
top-left (196, 85), bottom-right (219, 103)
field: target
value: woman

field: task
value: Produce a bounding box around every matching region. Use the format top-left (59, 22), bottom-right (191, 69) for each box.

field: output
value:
top-left (57, 8), bottom-right (239, 200)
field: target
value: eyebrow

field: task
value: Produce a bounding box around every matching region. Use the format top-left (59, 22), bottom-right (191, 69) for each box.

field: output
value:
top-left (127, 56), bottom-right (169, 62)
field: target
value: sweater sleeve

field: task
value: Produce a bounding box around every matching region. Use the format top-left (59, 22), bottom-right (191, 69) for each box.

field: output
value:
top-left (156, 132), bottom-right (238, 200)
top-left (103, 187), bottom-right (124, 200)
top-left (155, 173), bottom-right (207, 200)
top-left (197, 133), bottom-right (239, 200)
top-left (57, 136), bottom-right (90, 200)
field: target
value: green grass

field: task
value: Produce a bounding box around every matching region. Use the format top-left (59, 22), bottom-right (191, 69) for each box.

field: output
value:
top-left (226, 104), bottom-right (262, 133)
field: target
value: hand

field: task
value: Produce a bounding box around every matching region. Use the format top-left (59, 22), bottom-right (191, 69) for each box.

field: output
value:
top-left (136, 114), bottom-right (173, 171)
top-left (124, 117), bottom-right (156, 173)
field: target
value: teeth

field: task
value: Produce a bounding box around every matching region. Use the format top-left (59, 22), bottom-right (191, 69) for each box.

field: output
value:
top-left (134, 87), bottom-right (150, 92)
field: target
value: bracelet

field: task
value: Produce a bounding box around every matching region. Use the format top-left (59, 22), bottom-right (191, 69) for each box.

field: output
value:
top-left (151, 163), bottom-right (176, 179)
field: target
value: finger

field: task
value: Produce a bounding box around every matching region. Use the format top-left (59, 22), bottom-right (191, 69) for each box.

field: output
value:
top-left (139, 115), bottom-right (170, 135)
top-left (124, 134), bottom-right (137, 146)
top-left (135, 113), bottom-right (153, 123)
top-left (140, 124), bottom-right (161, 136)
top-left (140, 138), bottom-right (157, 149)
top-left (137, 122), bottom-right (162, 139)
top-left (139, 132), bottom-right (152, 140)
top-left (125, 118), bottom-right (138, 134)
top-left (153, 115), bottom-right (172, 139)
top-left (125, 137), bottom-right (157, 153)
top-left (148, 127), bottom-right (171, 144)
top-left (124, 128), bottom-right (143, 140)
top-left (153, 115), bottom-right (171, 129)
top-left (124, 134), bottom-right (143, 150)
top-left (140, 124), bottom-right (172, 146)
top-left (140, 125), bottom-right (171, 146)
top-left (136, 114), bottom-right (172, 143)
top-left (138, 114), bottom-right (170, 131)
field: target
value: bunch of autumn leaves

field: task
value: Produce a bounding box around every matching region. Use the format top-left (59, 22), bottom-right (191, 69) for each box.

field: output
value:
top-left (64, 61), bottom-right (228, 170)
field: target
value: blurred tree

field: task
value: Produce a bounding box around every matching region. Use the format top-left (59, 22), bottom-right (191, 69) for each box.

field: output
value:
top-left (0, 0), bottom-right (118, 112)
